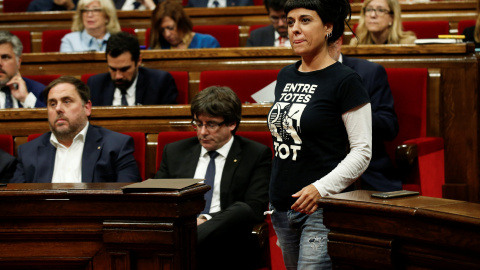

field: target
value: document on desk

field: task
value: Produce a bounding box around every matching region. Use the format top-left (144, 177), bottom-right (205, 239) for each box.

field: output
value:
top-left (121, 178), bottom-right (204, 192)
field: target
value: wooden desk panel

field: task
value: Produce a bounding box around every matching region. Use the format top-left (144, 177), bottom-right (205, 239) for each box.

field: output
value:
top-left (0, 182), bottom-right (209, 270)
top-left (318, 190), bottom-right (480, 269)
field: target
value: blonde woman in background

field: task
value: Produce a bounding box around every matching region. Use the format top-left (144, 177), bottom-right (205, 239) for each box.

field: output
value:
top-left (350, 0), bottom-right (416, 45)
top-left (60, 0), bottom-right (121, 52)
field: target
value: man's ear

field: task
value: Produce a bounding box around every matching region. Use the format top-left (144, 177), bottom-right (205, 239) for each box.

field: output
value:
top-left (137, 55), bottom-right (143, 67)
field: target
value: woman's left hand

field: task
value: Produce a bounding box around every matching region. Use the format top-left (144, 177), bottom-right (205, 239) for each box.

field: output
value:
top-left (291, 184), bottom-right (322, 215)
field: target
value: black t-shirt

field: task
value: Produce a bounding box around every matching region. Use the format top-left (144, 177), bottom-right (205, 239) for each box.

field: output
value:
top-left (268, 61), bottom-right (370, 210)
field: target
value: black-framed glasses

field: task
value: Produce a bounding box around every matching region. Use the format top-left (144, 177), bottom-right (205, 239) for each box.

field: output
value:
top-left (364, 7), bottom-right (392, 16)
top-left (270, 15), bottom-right (287, 23)
top-left (191, 120), bottom-right (226, 131)
top-left (81, 8), bottom-right (103, 15)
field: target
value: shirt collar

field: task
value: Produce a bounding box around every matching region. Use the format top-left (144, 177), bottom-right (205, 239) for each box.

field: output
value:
top-left (200, 135), bottom-right (234, 158)
top-left (80, 30), bottom-right (110, 50)
top-left (50, 121), bottom-right (89, 148)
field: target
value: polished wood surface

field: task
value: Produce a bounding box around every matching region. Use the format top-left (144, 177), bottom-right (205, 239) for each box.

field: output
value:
top-left (0, 182), bottom-right (209, 269)
top-left (0, 44), bottom-right (478, 202)
top-left (318, 190), bottom-right (480, 269)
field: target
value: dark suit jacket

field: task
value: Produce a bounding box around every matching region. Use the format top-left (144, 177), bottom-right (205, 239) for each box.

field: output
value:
top-left (0, 149), bottom-right (16, 183)
top-left (187, 0), bottom-right (253, 7)
top-left (87, 67), bottom-right (178, 106)
top-left (11, 125), bottom-right (141, 183)
top-left (462, 26), bottom-right (480, 48)
top-left (246, 25), bottom-right (275, 47)
top-left (343, 55), bottom-right (401, 191)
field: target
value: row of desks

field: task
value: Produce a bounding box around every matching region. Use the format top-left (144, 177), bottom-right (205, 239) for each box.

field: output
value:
top-left (0, 1), bottom-right (477, 51)
top-left (1, 43), bottom-right (479, 203)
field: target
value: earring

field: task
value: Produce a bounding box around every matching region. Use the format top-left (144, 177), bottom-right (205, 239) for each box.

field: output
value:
top-left (325, 32), bottom-right (332, 40)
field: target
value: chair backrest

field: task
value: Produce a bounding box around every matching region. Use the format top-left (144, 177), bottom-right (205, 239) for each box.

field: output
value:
top-left (81, 73), bottom-right (97, 84)
top-left (384, 68), bottom-right (428, 162)
top-left (402, 20), bottom-right (450, 39)
top-left (169, 71), bottom-right (189, 104)
top-left (23, 74), bottom-right (62, 86)
top-left (122, 132), bottom-right (146, 180)
top-left (192, 25), bottom-right (240, 47)
top-left (3, 0), bottom-right (33, 12)
top-left (0, 135), bottom-right (14, 156)
top-left (198, 69), bottom-right (279, 103)
top-left (10, 30), bottom-right (32, 53)
top-left (352, 20), bottom-right (450, 39)
top-left (156, 131), bottom-right (273, 171)
top-left (253, 0), bottom-right (263, 5)
top-left (42, 29), bottom-right (71, 52)
top-left (42, 28), bottom-right (137, 52)
top-left (28, 132), bottom-right (146, 180)
top-left (458, 19), bottom-right (476, 35)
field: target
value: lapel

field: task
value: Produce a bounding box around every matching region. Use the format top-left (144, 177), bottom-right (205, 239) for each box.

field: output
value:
top-left (134, 67), bottom-right (145, 105)
top-left (105, 80), bottom-right (116, 106)
top-left (267, 25), bottom-right (276, 46)
top-left (36, 134), bottom-right (56, 183)
top-left (185, 142), bottom-right (202, 178)
top-left (81, 125), bottom-right (104, 183)
top-left (219, 137), bottom-right (241, 202)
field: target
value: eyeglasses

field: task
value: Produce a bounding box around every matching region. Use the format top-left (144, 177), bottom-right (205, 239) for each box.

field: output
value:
top-left (191, 120), bottom-right (226, 131)
top-left (270, 15), bottom-right (287, 23)
top-left (364, 7), bottom-right (392, 16)
top-left (81, 8), bottom-right (103, 15)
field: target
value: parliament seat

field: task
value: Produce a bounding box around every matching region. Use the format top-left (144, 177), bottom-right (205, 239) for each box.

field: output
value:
top-left (145, 25), bottom-right (240, 48)
top-left (10, 30), bottom-right (31, 53)
top-left (23, 74), bottom-right (62, 86)
top-left (385, 68), bottom-right (444, 198)
top-left (402, 20), bottom-right (450, 39)
top-left (458, 19), bottom-right (476, 35)
top-left (41, 28), bottom-right (137, 52)
top-left (0, 135), bottom-right (14, 156)
top-left (198, 69), bottom-right (279, 103)
top-left (27, 132), bottom-right (146, 180)
top-left (2, 0), bottom-right (33, 12)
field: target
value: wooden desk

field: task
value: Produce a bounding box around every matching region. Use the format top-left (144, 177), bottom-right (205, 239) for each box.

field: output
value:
top-left (318, 190), bottom-right (480, 269)
top-left (0, 182), bottom-right (209, 270)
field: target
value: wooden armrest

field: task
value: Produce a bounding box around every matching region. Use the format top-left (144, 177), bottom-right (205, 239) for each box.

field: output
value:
top-left (396, 143), bottom-right (417, 167)
top-left (252, 221), bottom-right (268, 248)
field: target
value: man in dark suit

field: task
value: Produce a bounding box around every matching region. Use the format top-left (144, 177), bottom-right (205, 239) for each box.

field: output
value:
top-left (246, 0), bottom-right (289, 47)
top-left (0, 149), bottom-right (16, 183)
top-left (329, 39), bottom-right (401, 191)
top-left (87, 32), bottom-right (178, 106)
top-left (0, 31), bottom-right (45, 109)
top-left (155, 86), bottom-right (271, 269)
top-left (187, 0), bottom-right (253, 7)
top-left (11, 76), bottom-right (141, 183)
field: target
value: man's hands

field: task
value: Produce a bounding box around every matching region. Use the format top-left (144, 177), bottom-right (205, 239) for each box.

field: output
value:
top-left (6, 73), bottom-right (28, 103)
top-left (197, 217), bottom-right (207, 226)
top-left (137, 0), bottom-right (156, 10)
top-left (291, 184), bottom-right (321, 215)
top-left (53, 0), bottom-right (75, 10)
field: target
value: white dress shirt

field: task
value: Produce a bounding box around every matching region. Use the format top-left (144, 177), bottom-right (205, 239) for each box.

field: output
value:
top-left (274, 31), bottom-right (291, 48)
top-left (112, 75), bottom-right (138, 106)
top-left (0, 91), bottom-right (37, 108)
top-left (194, 135), bottom-right (234, 216)
top-left (208, 0), bottom-right (226, 7)
top-left (50, 122), bottom-right (89, 183)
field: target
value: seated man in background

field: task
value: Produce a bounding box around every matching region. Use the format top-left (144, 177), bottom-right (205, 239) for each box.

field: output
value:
top-left (115, 0), bottom-right (157, 10)
top-left (187, 0), bottom-right (253, 8)
top-left (88, 32), bottom-right (178, 106)
top-left (246, 0), bottom-right (290, 47)
top-left (27, 0), bottom-right (77, 12)
top-left (0, 31), bottom-right (45, 109)
top-left (329, 38), bottom-right (401, 191)
top-left (155, 86), bottom-right (271, 269)
top-left (11, 76), bottom-right (141, 183)
top-left (0, 149), bottom-right (16, 183)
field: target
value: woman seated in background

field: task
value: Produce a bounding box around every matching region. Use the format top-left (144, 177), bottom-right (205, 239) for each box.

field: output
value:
top-left (350, 0), bottom-right (416, 45)
top-left (462, 15), bottom-right (480, 48)
top-left (60, 0), bottom-right (121, 52)
top-left (149, 0), bottom-right (220, 49)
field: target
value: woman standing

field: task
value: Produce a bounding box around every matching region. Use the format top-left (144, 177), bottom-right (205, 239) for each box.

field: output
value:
top-left (350, 0), bottom-right (416, 45)
top-left (60, 0), bottom-right (121, 52)
top-left (267, 0), bottom-right (372, 268)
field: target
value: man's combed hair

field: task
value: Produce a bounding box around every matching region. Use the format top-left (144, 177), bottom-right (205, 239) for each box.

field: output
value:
top-left (106, 32), bottom-right (140, 63)
top-left (191, 86), bottom-right (242, 134)
top-left (43, 76), bottom-right (91, 105)
top-left (0, 31), bottom-right (23, 58)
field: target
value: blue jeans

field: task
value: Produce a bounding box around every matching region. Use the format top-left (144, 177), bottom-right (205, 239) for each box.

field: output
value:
top-left (270, 203), bottom-right (332, 270)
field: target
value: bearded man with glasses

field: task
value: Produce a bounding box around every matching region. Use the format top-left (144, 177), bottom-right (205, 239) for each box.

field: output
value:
top-left (155, 86), bottom-right (271, 270)
top-left (246, 0), bottom-right (290, 47)
top-left (350, 0), bottom-right (416, 45)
